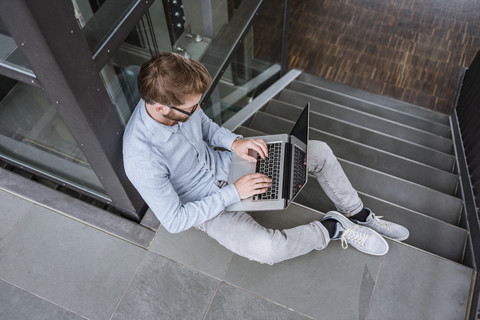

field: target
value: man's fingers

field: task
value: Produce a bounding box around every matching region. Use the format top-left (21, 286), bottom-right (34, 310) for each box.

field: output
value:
top-left (253, 182), bottom-right (272, 190)
top-left (250, 178), bottom-right (271, 195)
top-left (233, 138), bottom-right (269, 161)
top-left (234, 173), bottom-right (272, 199)
top-left (254, 187), bottom-right (270, 195)
top-left (252, 139), bottom-right (269, 158)
top-left (244, 139), bottom-right (268, 159)
top-left (251, 176), bottom-right (272, 192)
top-left (251, 173), bottom-right (271, 181)
top-left (245, 173), bottom-right (272, 186)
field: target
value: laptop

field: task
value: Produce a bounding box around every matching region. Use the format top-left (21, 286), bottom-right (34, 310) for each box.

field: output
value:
top-left (226, 103), bottom-right (310, 211)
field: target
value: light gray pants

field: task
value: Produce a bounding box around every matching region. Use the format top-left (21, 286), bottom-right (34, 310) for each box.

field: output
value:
top-left (196, 141), bottom-right (363, 265)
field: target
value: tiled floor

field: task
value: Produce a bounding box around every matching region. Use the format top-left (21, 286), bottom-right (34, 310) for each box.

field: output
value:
top-left (0, 182), bottom-right (474, 320)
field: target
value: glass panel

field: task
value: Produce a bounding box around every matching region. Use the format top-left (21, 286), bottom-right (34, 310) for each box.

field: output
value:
top-left (171, 0), bottom-right (236, 60)
top-left (97, 0), bottom-right (171, 126)
top-left (74, 0), bottom-right (250, 61)
top-left (100, 59), bottom-right (142, 127)
top-left (97, 0), bottom-right (238, 125)
top-left (97, 0), bottom-right (285, 127)
top-left (0, 75), bottom-right (107, 198)
top-left (0, 17), bottom-right (34, 75)
top-left (202, 0), bottom-right (284, 124)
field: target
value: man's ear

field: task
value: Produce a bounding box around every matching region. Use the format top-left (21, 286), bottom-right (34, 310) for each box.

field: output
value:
top-left (154, 104), bottom-right (167, 114)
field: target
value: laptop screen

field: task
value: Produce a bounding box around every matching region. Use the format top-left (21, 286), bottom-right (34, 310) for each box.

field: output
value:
top-left (287, 103), bottom-right (310, 204)
top-left (290, 104), bottom-right (309, 144)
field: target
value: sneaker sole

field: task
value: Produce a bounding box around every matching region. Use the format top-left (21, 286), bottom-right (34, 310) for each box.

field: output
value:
top-left (384, 233), bottom-right (409, 242)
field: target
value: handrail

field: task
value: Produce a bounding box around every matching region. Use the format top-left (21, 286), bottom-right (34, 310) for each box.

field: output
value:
top-left (451, 48), bottom-right (480, 320)
top-left (200, 0), bottom-right (291, 107)
top-left (222, 68), bottom-right (302, 132)
top-left (200, 0), bottom-right (263, 104)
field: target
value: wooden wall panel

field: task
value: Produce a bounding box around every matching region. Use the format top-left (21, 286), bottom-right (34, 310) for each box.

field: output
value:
top-left (283, 0), bottom-right (480, 113)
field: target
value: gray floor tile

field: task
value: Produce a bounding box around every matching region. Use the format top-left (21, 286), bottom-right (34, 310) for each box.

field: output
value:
top-left (0, 190), bottom-right (34, 249)
top-left (205, 282), bottom-right (311, 320)
top-left (0, 169), bottom-right (155, 248)
top-left (150, 227), bottom-right (234, 279)
top-left (0, 205), bottom-right (146, 320)
top-left (225, 242), bottom-right (382, 320)
top-left (367, 241), bottom-right (473, 320)
top-left (148, 203), bottom-right (323, 280)
top-left (112, 252), bottom-right (219, 320)
top-left (0, 279), bottom-right (86, 320)
top-left (140, 209), bottom-right (161, 231)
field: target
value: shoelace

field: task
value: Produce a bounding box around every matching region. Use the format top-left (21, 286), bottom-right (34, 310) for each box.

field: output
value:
top-left (370, 214), bottom-right (391, 232)
top-left (341, 225), bottom-right (368, 249)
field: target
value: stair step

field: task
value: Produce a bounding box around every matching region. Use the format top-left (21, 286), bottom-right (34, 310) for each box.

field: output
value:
top-left (236, 125), bottom-right (264, 137)
top-left (297, 73), bottom-right (450, 125)
top-left (236, 122), bottom-right (463, 224)
top-left (359, 195), bottom-right (468, 263)
top-left (236, 125), bottom-right (466, 262)
top-left (290, 80), bottom-right (451, 137)
top-left (248, 111), bottom-right (459, 195)
top-left (230, 73), bottom-right (472, 317)
top-left (277, 89), bottom-right (453, 154)
top-left (340, 159), bottom-right (463, 225)
top-left (265, 100), bottom-right (455, 172)
top-left (295, 188), bottom-right (468, 263)
top-left (235, 203), bottom-right (473, 320)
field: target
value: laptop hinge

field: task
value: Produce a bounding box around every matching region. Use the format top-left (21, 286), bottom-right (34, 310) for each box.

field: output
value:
top-left (282, 142), bottom-right (292, 201)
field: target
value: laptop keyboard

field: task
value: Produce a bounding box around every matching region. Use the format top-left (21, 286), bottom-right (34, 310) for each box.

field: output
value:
top-left (292, 145), bottom-right (307, 198)
top-left (253, 142), bottom-right (282, 200)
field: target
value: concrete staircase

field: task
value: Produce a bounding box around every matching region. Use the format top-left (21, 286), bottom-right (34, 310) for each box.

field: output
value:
top-left (232, 72), bottom-right (475, 319)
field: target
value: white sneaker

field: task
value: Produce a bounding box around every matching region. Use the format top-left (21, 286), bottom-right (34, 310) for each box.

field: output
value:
top-left (323, 211), bottom-right (389, 256)
top-left (352, 209), bottom-right (409, 241)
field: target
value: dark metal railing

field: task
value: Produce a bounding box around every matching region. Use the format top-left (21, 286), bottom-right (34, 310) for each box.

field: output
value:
top-left (451, 48), bottom-right (480, 320)
top-left (456, 50), bottom-right (480, 211)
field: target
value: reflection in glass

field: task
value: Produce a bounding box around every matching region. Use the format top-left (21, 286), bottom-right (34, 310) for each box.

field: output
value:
top-left (98, 0), bottom-right (170, 126)
top-left (97, 0), bottom-right (218, 125)
top-left (202, 0), bottom-right (284, 124)
top-left (0, 75), bottom-right (107, 198)
top-left (0, 17), bottom-right (34, 75)
top-left (96, 0), bottom-right (283, 127)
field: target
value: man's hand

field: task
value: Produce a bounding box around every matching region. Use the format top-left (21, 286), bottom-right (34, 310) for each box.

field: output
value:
top-left (231, 138), bottom-right (268, 162)
top-left (234, 173), bottom-right (272, 199)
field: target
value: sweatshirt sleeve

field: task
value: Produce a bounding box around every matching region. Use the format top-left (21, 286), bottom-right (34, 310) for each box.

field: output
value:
top-left (199, 109), bottom-right (240, 150)
top-left (124, 157), bottom-right (240, 233)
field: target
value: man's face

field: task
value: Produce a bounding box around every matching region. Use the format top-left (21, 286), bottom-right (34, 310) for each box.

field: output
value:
top-left (163, 94), bottom-right (202, 123)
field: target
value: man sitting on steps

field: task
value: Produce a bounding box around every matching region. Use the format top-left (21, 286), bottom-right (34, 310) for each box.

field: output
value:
top-left (122, 52), bottom-right (409, 265)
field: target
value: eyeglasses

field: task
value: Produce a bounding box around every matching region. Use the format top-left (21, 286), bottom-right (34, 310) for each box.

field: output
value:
top-left (167, 103), bottom-right (199, 116)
